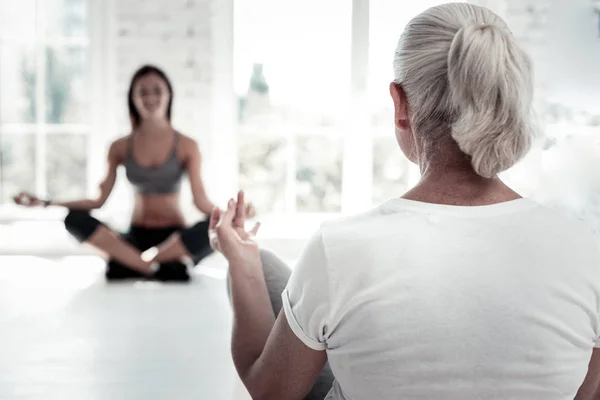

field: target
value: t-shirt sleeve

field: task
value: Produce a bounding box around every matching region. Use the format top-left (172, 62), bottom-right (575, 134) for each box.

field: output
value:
top-left (281, 229), bottom-right (331, 351)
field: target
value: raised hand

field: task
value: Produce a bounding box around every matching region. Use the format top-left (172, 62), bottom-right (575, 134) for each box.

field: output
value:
top-left (209, 191), bottom-right (261, 267)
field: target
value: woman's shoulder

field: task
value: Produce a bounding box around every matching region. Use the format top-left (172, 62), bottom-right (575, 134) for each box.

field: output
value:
top-left (111, 134), bottom-right (131, 146)
top-left (106, 135), bottom-right (132, 162)
top-left (174, 132), bottom-right (201, 153)
top-left (323, 207), bottom-right (385, 229)
top-left (531, 202), bottom-right (600, 245)
top-left (319, 205), bottom-right (390, 244)
top-left (175, 131), bottom-right (197, 145)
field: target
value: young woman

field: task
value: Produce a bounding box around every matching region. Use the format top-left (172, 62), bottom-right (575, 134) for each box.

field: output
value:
top-left (14, 65), bottom-right (253, 282)
top-left (209, 4), bottom-right (600, 400)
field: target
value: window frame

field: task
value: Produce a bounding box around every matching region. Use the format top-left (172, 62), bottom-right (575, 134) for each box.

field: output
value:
top-left (0, 0), bottom-right (110, 218)
top-left (235, 0), bottom-right (413, 223)
top-left (0, 0), bottom-right (413, 230)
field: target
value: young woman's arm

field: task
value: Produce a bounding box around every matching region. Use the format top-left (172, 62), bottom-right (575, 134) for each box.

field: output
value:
top-left (184, 137), bottom-right (216, 215)
top-left (14, 140), bottom-right (122, 211)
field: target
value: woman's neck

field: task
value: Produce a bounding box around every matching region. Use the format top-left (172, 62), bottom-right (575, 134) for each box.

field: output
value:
top-left (136, 120), bottom-right (172, 136)
top-left (403, 163), bottom-right (521, 206)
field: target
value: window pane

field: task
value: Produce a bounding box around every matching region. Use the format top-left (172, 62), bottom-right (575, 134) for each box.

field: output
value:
top-left (46, 134), bottom-right (87, 199)
top-left (45, 0), bottom-right (88, 38)
top-left (0, 134), bottom-right (36, 204)
top-left (45, 46), bottom-right (89, 124)
top-left (238, 135), bottom-right (287, 214)
top-left (0, 0), bottom-right (36, 40)
top-left (235, 0), bottom-right (350, 214)
top-left (234, 0), bottom-right (350, 108)
top-left (295, 136), bottom-right (342, 213)
top-left (367, 0), bottom-right (455, 194)
top-left (372, 136), bottom-right (410, 205)
top-left (0, 44), bottom-right (36, 123)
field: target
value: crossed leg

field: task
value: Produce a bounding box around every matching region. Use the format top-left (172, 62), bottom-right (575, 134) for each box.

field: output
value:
top-left (147, 220), bottom-right (213, 264)
top-left (64, 210), bottom-right (153, 274)
top-left (64, 210), bottom-right (213, 279)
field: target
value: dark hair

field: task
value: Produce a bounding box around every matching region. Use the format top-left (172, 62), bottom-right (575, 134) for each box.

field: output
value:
top-left (127, 64), bottom-right (174, 128)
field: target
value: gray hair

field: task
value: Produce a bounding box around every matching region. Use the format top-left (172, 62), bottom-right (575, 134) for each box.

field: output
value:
top-left (393, 3), bottom-right (535, 178)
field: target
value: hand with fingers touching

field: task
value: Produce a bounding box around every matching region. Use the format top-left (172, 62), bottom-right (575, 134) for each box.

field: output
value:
top-left (209, 190), bottom-right (261, 267)
top-left (13, 191), bottom-right (49, 207)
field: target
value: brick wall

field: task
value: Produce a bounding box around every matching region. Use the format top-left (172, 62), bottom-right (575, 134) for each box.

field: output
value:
top-left (113, 0), bottom-right (215, 139)
top-left (104, 0), bottom-right (237, 214)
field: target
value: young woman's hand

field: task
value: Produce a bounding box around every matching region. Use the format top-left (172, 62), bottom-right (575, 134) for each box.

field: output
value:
top-left (13, 191), bottom-right (47, 207)
top-left (209, 191), bottom-right (261, 267)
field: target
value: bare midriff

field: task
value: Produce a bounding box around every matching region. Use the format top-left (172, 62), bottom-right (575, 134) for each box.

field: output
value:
top-left (130, 192), bottom-right (186, 228)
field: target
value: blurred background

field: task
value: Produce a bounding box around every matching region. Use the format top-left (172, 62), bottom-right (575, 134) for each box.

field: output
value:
top-left (1, 0), bottom-right (600, 398)
top-left (1, 0), bottom-right (600, 254)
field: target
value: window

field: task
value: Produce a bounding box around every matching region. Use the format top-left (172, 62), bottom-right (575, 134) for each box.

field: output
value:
top-left (235, 0), bottom-right (350, 216)
top-left (235, 0), bottom-right (460, 221)
top-left (0, 0), bottom-right (90, 205)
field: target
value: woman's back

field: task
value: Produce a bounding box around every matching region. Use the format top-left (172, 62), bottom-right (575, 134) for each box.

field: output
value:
top-left (284, 198), bottom-right (600, 399)
top-left (206, 3), bottom-right (600, 399)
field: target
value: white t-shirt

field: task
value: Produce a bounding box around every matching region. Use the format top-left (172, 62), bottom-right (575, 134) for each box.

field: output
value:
top-left (281, 198), bottom-right (600, 400)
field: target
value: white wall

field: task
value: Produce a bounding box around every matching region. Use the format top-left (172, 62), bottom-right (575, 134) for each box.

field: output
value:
top-left (107, 0), bottom-right (237, 215)
top-left (112, 0), bottom-right (214, 136)
top-left (540, 0), bottom-right (600, 111)
top-left (474, 0), bottom-right (600, 114)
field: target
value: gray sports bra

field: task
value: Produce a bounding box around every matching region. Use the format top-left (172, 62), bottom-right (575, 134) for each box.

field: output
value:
top-left (124, 132), bottom-right (185, 194)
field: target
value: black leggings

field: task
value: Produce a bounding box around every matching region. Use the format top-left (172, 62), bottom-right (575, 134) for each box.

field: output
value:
top-left (64, 210), bottom-right (213, 282)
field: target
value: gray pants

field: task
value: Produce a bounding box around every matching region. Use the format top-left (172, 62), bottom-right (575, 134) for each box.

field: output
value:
top-left (227, 249), bottom-right (335, 400)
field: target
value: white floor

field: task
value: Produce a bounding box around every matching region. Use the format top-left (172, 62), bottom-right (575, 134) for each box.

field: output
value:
top-left (0, 254), bottom-right (253, 400)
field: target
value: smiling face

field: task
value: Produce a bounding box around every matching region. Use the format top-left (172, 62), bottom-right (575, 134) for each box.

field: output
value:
top-left (131, 73), bottom-right (171, 123)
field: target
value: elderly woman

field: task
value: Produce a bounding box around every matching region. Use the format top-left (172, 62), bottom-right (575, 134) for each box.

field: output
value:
top-left (210, 3), bottom-right (600, 400)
